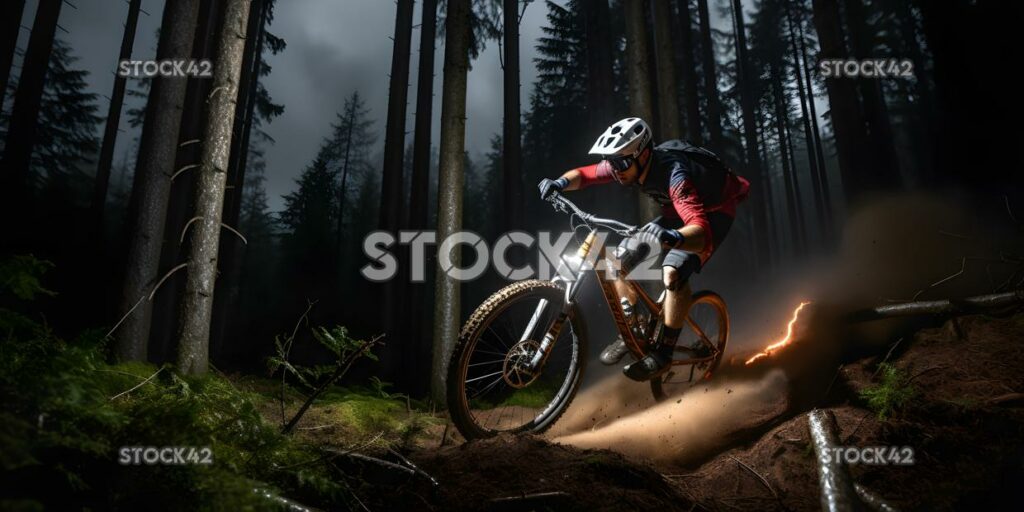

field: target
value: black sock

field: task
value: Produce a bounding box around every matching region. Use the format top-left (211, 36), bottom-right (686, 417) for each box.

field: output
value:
top-left (661, 326), bottom-right (682, 347)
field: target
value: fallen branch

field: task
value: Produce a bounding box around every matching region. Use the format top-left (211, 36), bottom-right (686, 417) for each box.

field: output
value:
top-left (388, 447), bottom-right (440, 488)
top-left (489, 491), bottom-right (571, 510)
top-left (253, 487), bottom-right (320, 512)
top-left (109, 367), bottom-right (164, 401)
top-left (987, 393), bottom-right (1024, 406)
top-left (278, 301), bottom-right (315, 427)
top-left (727, 454), bottom-right (779, 502)
top-left (808, 409), bottom-right (858, 512)
top-left (846, 290), bottom-right (1024, 323)
top-left (324, 449), bottom-right (415, 477)
top-left (281, 334), bottom-right (383, 435)
top-left (912, 257), bottom-right (966, 301)
top-left (854, 483), bottom-right (901, 512)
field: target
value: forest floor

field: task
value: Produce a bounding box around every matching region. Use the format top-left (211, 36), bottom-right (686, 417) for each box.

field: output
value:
top-left (256, 311), bottom-right (1024, 511)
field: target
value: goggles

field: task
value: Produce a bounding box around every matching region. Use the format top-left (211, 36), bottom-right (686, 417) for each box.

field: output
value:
top-left (607, 155), bottom-right (635, 173)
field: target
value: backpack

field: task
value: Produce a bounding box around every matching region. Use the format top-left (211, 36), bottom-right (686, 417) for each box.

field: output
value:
top-left (654, 139), bottom-right (731, 175)
top-left (654, 140), bottom-right (732, 205)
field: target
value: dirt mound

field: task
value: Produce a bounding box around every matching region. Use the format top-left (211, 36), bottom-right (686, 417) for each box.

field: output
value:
top-left (358, 312), bottom-right (1023, 510)
top-left (681, 312), bottom-right (1024, 510)
top-left (369, 434), bottom-right (694, 511)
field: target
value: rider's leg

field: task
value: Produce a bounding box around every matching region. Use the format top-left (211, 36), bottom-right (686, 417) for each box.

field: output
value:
top-left (623, 250), bottom-right (702, 380)
top-left (661, 268), bottom-right (692, 332)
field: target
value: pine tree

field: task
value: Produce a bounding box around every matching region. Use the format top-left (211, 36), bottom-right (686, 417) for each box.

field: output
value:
top-left (324, 91), bottom-right (377, 252)
top-left (92, 0), bottom-right (142, 231)
top-left (2, 0), bottom-right (62, 226)
top-left (31, 39), bottom-right (102, 198)
top-left (117, 0), bottom-right (200, 362)
top-left (176, 0), bottom-right (253, 375)
top-left (432, 0), bottom-right (472, 405)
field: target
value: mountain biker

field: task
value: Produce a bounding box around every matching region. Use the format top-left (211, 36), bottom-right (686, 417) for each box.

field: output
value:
top-left (537, 117), bottom-right (749, 381)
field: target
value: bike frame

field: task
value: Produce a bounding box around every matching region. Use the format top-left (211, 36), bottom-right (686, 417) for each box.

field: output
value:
top-left (522, 227), bottom-right (717, 374)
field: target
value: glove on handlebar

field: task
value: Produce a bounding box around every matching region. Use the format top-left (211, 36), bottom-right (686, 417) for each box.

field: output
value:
top-left (639, 221), bottom-right (685, 249)
top-left (538, 177), bottom-right (569, 200)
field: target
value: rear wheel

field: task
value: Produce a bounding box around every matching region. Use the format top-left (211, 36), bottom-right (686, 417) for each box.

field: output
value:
top-left (650, 291), bottom-right (729, 401)
top-left (447, 280), bottom-right (587, 440)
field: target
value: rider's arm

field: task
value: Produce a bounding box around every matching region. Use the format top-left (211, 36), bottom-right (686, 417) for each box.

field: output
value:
top-left (560, 162), bottom-right (614, 190)
top-left (669, 178), bottom-right (710, 254)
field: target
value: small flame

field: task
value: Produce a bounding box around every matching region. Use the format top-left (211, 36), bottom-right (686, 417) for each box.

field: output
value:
top-left (745, 301), bottom-right (811, 365)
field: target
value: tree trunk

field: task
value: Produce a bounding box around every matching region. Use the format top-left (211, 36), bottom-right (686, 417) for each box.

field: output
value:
top-left (431, 0), bottom-right (471, 406)
top-left (782, 95), bottom-right (807, 250)
top-left (176, 0), bottom-right (252, 375)
top-left (92, 0), bottom-right (143, 235)
top-left (1, 0), bottom-right (62, 243)
top-left (842, 0), bottom-right (901, 193)
top-left (502, 0), bottom-right (523, 232)
top-left (379, 0), bottom-right (414, 233)
top-left (211, 0), bottom-right (268, 359)
top-left (675, 0), bottom-right (702, 144)
top-left (623, 0), bottom-right (660, 220)
top-left (785, 2), bottom-right (828, 239)
top-left (807, 410), bottom-right (859, 511)
top-left (378, 0), bottom-right (414, 387)
top-left (408, 0), bottom-right (437, 395)
top-left (811, 0), bottom-right (871, 207)
top-left (581, 0), bottom-right (622, 218)
top-left (409, 0), bottom-right (437, 232)
top-left (582, 0), bottom-right (615, 127)
top-left (0, 0), bottom-right (26, 118)
top-left (794, 9), bottom-right (832, 225)
top-left (150, 0), bottom-right (222, 364)
top-left (757, 115), bottom-right (778, 266)
top-left (894, 0), bottom-right (934, 186)
top-left (651, 0), bottom-right (682, 140)
top-left (845, 290), bottom-right (1024, 323)
top-left (729, 0), bottom-right (770, 269)
top-left (336, 107), bottom-right (356, 249)
top-left (770, 63), bottom-right (803, 254)
top-left (696, 0), bottom-right (722, 152)
top-left (115, 0), bottom-right (200, 362)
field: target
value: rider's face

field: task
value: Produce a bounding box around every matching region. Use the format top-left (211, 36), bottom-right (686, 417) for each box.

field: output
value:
top-left (611, 148), bottom-right (650, 185)
top-left (615, 162), bottom-right (640, 184)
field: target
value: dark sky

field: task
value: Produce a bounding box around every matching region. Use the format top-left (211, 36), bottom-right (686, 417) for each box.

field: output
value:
top-left (20, 0), bottom-right (737, 212)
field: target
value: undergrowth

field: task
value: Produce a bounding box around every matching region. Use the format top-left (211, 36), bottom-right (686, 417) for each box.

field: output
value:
top-left (860, 363), bottom-right (918, 420)
top-left (0, 255), bottom-right (428, 510)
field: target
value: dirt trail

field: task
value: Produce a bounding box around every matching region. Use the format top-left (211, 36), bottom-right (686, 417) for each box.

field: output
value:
top-left (551, 369), bottom-right (789, 465)
top-left (379, 195), bottom-right (1024, 510)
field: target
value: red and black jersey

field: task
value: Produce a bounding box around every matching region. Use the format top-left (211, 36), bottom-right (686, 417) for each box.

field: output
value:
top-left (572, 140), bottom-right (750, 262)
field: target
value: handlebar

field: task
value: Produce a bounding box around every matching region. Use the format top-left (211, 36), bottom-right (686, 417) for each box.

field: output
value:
top-left (545, 191), bottom-right (639, 236)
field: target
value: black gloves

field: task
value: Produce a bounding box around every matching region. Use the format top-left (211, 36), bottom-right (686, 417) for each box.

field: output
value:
top-left (639, 221), bottom-right (685, 249)
top-left (538, 177), bottom-right (569, 200)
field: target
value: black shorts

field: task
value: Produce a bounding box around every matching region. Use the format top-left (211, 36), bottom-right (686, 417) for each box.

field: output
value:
top-left (617, 211), bottom-right (734, 283)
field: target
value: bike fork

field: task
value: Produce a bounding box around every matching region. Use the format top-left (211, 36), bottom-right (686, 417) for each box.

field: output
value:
top-left (521, 231), bottom-right (597, 372)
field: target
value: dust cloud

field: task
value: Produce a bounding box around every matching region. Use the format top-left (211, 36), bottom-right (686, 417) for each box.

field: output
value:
top-left (547, 193), bottom-right (1019, 466)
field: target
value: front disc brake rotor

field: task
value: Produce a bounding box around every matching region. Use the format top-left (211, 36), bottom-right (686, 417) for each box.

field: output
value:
top-left (502, 340), bottom-right (541, 389)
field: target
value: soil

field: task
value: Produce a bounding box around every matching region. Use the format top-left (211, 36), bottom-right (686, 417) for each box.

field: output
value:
top-left (349, 311), bottom-right (1024, 511)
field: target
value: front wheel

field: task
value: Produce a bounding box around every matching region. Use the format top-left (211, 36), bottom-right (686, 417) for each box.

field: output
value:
top-left (650, 290), bottom-right (729, 401)
top-left (446, 280), bottom-right (587, 440)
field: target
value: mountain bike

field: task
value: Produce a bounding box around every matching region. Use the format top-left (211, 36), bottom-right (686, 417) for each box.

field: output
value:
top-left (446, 191), bottom-right (729, 440)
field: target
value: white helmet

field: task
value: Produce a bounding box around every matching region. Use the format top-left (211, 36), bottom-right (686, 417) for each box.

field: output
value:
top-left (588, 117), bottom-right (652, 158)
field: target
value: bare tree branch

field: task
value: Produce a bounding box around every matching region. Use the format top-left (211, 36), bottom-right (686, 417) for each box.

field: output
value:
top-left (109, 367), bottom-right (164, 401)
top-left (220, 222), bottom-right (247, 245)
top-left (180, 216), bottom-right (202, 243)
